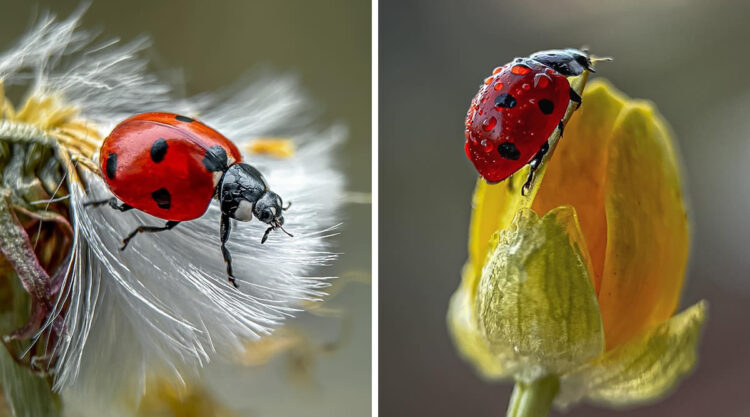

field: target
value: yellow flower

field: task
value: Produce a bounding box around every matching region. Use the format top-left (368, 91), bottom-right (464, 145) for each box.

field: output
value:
top-left (448, 79), bottom-right (706, 409)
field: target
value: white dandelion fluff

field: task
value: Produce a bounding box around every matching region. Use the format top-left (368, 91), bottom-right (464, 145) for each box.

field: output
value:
top-left (0, 8), bottom-right (344, 400)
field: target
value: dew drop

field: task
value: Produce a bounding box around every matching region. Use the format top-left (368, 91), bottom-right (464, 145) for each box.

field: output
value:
top-left (482, 117), bottom-right (497, 131)
top-left (494, 82), bottom-right (504, 91)
top-left (511, 65), bottom-right (531, 75)
top-left (492, 66), bottom-right (503, 75)
top-left (484, 76), bottom-right (494, 85)
top-left (522, 83), bottom-right (531, 91)
top-left (535, 74), bottom-right (550, 88)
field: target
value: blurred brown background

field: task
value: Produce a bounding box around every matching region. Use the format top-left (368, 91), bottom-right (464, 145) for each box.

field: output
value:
top-left (381, 0), bottom-right (750, 416)
top-left (0, 1), bottom-right (371, 416)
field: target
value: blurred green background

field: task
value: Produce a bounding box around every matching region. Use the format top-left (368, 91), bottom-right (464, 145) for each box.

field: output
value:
top-left (0, 1), bottom-right (371, 416)
top-left (381, 1), bottom-right (749, 416)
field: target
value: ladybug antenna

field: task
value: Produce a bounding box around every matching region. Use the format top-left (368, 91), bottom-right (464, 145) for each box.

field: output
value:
top-left (590, 55), bottom-right (613, 68)
top-left (283, 201), bottom-right (292, 211)
top-left (260, 222), bottom-right (294, 244)
top-left (277, 224), bottom-right (294, 238)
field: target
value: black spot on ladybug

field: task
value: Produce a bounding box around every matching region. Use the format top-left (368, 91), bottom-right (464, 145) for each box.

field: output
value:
top-left (498, 142), bottom-right (521, 160)
top-left (175, 115), bottom-right (194, 123)
top-left (495, 93), bottom-right (517, 109)
top-left (538, 99), bottom-right (554, 115)
top-left (105, 153), bottom-right (117, 179)
top-left (151, 188), bottom-right (171, 210)
top-left (202, 145), bottom-right (228, 172)
top-left (150, 138), bottom-right (168, 163)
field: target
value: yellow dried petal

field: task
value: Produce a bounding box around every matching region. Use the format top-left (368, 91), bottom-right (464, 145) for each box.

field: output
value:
top-left (476, 207), bottom-right (604, 377)
top-left (246, 137), bottom-right (295, 158)
top-left (598, 102), bottom-right (689, 349)
top-left (558, 301), bottom-right (706, 407)
top-left (532, 81), bottom-right (626, 293)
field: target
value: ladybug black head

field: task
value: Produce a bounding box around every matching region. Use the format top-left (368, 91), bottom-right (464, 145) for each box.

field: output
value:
top-left (218, 163), bottom-right (293, 243)
top-left (529, 48), bottom-right (593, 77)
top-left (255, 191), bottom-right (293, 244)
top-left (254, 191), bottom-right (284, 225)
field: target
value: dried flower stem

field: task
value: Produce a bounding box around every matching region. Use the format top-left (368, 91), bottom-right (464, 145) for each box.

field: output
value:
top-left (506, 375), bottom-right (559, 417)
top-left (0, 189), bottom-right (53, 342)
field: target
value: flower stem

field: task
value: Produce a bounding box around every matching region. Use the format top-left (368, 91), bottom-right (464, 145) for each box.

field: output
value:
top-left (505, 375), bottom-right (560, 417)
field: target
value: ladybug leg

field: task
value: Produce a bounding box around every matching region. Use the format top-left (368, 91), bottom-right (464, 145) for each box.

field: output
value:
top-left (522, 142), bottom-right (550, 195)
top-left (84, 197), bottom-right (133, 212)
top-left (570, 87), bottom-right (582, 109)
top-left (120, 220), bottom-right (180, 250)
top-left (220, 213), bottom-right (238, 288)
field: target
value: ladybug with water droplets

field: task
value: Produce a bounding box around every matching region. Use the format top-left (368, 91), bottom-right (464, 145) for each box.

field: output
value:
top-left (87, 112), bottom-right (292, 288)
top-left (464, 49), bottom-right (595, 191)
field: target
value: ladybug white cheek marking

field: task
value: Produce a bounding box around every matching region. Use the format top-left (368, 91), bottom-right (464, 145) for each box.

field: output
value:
top-left (235, 200), bottom-right (254, 221)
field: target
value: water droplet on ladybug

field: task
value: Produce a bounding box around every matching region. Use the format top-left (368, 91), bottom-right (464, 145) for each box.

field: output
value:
top-left (522, 83), bottom-right (531, 91)
top-left (481, 139), bottom-right (494, 152)
top-left (511, 65), bottom-right (531, 75)
top-left (484, 76), bottom-right (494, 85)
top-left (535, 74), bottom-right (550, 88)
top-left (492, 67), bottom-right (503, 75)
top-left (478, 108), bottom-right (484, 115)
top-left (494, 82), bottom-right (504, 91)
top-left (482, 117), bottom-right (497, 131)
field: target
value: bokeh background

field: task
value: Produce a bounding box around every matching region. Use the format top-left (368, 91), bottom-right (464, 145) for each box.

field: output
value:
top-left (381, 1), bottom-right (750, 416)
top-left (0, 1), bottom-right (371, 416)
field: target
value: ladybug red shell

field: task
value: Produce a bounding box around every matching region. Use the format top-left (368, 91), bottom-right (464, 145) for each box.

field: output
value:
top-left (92, 112), bottom-right (291, 288)
top-left (100, 112), bottom-right (243, 221)
top-left (464, 49), bottom-right (593, 184)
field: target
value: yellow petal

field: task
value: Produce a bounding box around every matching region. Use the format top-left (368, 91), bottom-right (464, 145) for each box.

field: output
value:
top-left (532, 81), bottom-right (626, 293)
top-left (557, 301), bottom-right (707, 408)
top-left (447, 280), bottom-right (508, 379)
top-left (476, 207), bottom-right (604, 377)
top-left (598, 101), bottom-right (689, 349)
top-left (245, 137), bottom-right (295, 158)
top-left (466, 172), bottom-right (530, 294)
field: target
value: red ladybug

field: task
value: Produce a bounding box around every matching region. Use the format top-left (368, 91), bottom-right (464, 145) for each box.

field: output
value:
top-left (87, 112), bottom-right (292, 287)
top-left (464, 49), bottom-right (594, 191)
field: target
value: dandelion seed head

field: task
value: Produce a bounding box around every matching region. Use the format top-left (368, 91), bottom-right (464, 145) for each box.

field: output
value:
top-left (0, 9), bottom-right (344, 400)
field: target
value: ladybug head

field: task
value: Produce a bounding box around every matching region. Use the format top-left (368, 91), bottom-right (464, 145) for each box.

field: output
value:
top-left (255, 191), bottom-right (293, 244)
top-left (529, 48), bottom-right (593, 77)
top-left (218, 163), bottom-right (293, 243)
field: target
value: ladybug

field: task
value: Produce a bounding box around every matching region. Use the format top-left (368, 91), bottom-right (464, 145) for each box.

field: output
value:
top-left (464, 48), bottom-right (595, 192)
top-left (86, 112), bottom-right (292, 287)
